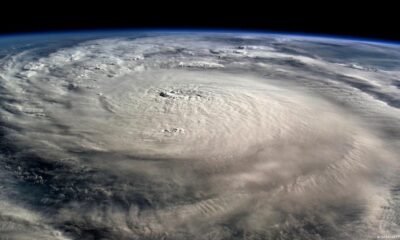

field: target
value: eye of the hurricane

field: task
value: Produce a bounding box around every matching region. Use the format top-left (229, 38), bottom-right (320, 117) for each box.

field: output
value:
top-left (158, 89), bottom-right (205, 99)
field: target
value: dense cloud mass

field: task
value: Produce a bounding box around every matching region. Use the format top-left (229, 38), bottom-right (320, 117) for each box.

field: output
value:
top-left (0, 32), bottom-right (400, 239)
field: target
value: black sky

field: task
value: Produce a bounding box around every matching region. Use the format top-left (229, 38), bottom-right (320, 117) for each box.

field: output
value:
top-left (1, 3), bottom-right (398, 42)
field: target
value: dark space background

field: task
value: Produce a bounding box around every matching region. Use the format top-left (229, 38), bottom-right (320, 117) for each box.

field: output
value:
top-left (0, 2), bottom-right (398, 42)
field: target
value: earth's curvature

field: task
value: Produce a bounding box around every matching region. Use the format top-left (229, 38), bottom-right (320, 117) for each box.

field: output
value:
top-left (0, 31), bottom-right (400, 240)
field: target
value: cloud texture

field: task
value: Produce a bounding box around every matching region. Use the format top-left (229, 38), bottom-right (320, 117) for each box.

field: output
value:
top-left (0, 33), bottom-right (399, 239)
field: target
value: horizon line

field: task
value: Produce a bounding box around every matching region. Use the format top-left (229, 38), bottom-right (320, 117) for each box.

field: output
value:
top-left (0, 28), bottom-right (399, 47)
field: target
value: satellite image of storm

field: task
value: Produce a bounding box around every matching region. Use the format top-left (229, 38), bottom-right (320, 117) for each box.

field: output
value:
top-left (0, 30), bottom-right (399, 240)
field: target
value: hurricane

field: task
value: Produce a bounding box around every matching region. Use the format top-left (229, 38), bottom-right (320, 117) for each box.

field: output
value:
top-left (0, 32), bottom-right (399, 239)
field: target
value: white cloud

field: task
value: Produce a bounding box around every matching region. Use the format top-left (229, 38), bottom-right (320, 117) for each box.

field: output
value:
top-left (0, 33), bottom-right (399, 239)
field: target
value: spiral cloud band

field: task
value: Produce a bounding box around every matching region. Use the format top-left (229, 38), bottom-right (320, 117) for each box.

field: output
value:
top-left (0, 32), bottom-right (399, 239)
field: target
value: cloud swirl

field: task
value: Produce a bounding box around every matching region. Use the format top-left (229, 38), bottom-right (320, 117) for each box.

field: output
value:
top-left (0, 33), bottom-right (399, 239)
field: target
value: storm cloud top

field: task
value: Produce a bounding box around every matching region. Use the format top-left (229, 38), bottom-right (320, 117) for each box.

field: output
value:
top-left (0, 32), bottom-right (399, 239)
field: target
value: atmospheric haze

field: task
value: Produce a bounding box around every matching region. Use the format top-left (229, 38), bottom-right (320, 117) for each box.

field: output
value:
top-left (0, 32), bottom-right (399, 239)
